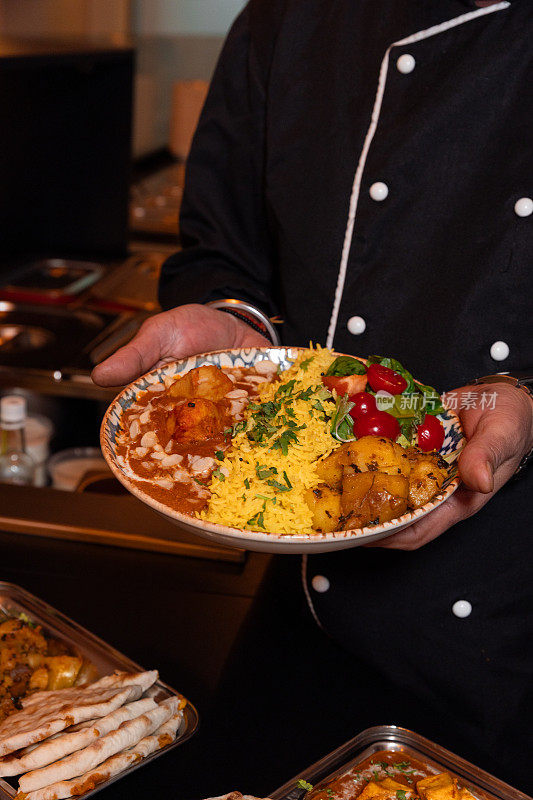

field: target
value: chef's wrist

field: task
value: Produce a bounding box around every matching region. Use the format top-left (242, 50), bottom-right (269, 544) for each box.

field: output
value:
top-left (471, 373), bottom-right (533, 478)
top-left (205, 299), bottom-right (280, 345)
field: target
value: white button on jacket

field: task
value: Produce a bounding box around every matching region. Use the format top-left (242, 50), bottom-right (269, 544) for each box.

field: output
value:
top-left (369, 182), bottom-right (389, 201)
top-left (311, 575), bottom-right (330, 593)
top-left (514, 197), bottom-right (533, 217)
top-left (397, 54), bottom-right (416, 74)
top-left (347, 316), bottom-right (366, 335)
top-left (452, 600), bottom-right (472, 618)
top-left (490, 341), bottom-right (510, 361)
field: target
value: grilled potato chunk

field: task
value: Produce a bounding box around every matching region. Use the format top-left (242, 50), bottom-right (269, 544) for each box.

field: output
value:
top-left (315, 436), bottom-right (410, 489)
top-left (305, 485), bottom-right (342, 532)
top-left (408, 457), bottom-right (448, 508)
top-left (341, 470), bottom-right (409, 526)
top-left (315, 449), bottom-right (346, 489)
top-left (346, 436), bottom-right (411, 477)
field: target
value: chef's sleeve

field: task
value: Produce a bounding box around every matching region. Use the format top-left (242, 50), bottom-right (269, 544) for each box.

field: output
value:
top-left (158, 4), bottom-right (280, 317)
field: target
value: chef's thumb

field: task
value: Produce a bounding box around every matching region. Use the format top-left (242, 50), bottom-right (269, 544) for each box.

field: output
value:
top-left (458, 417), bottom-right (513, 494)
top-left (92, 318), bottom-right (163, 387)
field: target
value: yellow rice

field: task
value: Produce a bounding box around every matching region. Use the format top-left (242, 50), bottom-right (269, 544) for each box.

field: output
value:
top-left (199, 344), bottom-right (341, 535)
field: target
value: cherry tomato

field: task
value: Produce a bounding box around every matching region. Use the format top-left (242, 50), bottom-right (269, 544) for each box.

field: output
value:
top-left (416, 414), bottom-right (445, 452)
top-left (353, 410), bottom-right (400, 440)
top-left (322, 373), bottom-right (368, 396)
top-left (348, 392), bottom-right (377, 421)
top-left (367, 363), bottom-right (407, 395)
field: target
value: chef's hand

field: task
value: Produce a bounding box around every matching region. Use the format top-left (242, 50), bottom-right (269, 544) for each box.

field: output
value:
top-left (91, 304), bottom-right (269, 387)
top-left (371, 383), bottom-right (533, 550)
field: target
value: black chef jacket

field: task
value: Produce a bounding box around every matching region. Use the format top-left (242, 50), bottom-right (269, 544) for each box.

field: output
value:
top-left (159, 0), bottom-right (533, 791)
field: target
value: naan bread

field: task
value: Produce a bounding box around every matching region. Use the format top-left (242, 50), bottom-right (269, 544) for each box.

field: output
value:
top-left (22, 670), bottom-right (158, 710)
top-left (0, 685), bottom-right (141, 758)
top-left (19, 697), bottom-right (178, 792)
top-left (19, 713), bottom-right (182, 800)
top-left (91, 670), bottom-right (158, 695)
top-left (0, 697), bottom-right (157, 777)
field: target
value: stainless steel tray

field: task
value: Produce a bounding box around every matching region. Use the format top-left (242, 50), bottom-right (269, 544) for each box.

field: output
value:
top-left (0, 582), bottom-right (199, 799)
top-left (270, 726), bottom-right (530, 800)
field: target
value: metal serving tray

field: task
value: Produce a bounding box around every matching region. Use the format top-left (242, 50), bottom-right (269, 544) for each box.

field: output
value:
top-left (270, 726), bottom-right (530, 800)
top-left (0, 582), bottom-right (199, 800)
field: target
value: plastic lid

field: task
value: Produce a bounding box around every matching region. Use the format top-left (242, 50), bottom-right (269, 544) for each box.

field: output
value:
top-left (1, 395), bottom-right (27, 426)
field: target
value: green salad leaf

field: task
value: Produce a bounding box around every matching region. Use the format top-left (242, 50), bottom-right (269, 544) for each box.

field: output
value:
top-left (330, 394), bottom-right (355, 442)
top-left (325, 356), bottom-right (367, 377)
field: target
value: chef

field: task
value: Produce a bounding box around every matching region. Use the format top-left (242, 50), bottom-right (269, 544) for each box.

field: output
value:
top-left (93, 0), bottom-right (533, 793)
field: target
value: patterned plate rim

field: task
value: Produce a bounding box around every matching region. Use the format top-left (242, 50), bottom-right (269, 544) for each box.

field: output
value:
top-left (100, 348), bottom-right (465, 545)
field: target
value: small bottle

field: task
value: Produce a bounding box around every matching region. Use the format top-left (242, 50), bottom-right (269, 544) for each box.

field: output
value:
top-left (0, 395), bottom-right (36, 485)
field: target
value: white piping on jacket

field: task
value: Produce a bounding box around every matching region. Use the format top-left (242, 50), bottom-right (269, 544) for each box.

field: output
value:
top-left (325, 1), bottom-right (510, 349)
top-left (301, 554), bottom-right (324, 630)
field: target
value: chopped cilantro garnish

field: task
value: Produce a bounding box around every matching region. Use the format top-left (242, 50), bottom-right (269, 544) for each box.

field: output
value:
top-left (215, 450), bottom-right (224, 461)
top-left (282, 471), bottom-right (292, 488)
top-left (193, 478), bottom-right (208, 487)
top-left (296, 386), bottom-right (314, 401)
top-left (394, 762), bottom-right (413, 772)
top-left (260, 400), bottom-right (281, 418)
top-left (246, 510), bottom-right (265, 528)
top-left (275, 379), bottom-right (296, 398)
top-left (267, 478), bottom-right (291, 492)
top-left (299, 357), bottom-right (314, 372)
top-left (212, 467), bottom-right (225, 481)
top-left (396, 792), bottom-right (407, 800)
top-left (247, 500), bottom-right (267, 529)
top-left (256, 464), bottom-right (278, 480)
top-left (244, 478), bottom-right (250, 490)
top-left (272, 428), bottom-right (299, 455)
top-left (297, 780), bottom-right (313, 792)
top-left (312, 399), bottom-right (329, 419)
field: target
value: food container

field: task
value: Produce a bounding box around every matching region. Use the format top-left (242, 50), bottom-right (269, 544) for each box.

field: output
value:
top-left (0, 582), bottom-right (199, 800)
top-left (47, 447), bottom-right (110, 491)
top-left (270, 726), bottom-right (529, 800)
top-left (0, 260), bottom-right (104, 305)
top-left (25, 414), bottom-right (54, 487)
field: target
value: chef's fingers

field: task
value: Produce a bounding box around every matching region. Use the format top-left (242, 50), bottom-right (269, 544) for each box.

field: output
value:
top-left (369, 453), bottom-right (518, 550)
top-left (458, 385), bottom-right (532, 493)
top-left (366, 486), bottom-right (482, 550)
top-left (91, 304), bottom-right (268, 387)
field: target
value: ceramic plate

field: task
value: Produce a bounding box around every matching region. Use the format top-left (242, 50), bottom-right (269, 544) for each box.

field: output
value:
top-left (101, 348), bottom-right (465, 554)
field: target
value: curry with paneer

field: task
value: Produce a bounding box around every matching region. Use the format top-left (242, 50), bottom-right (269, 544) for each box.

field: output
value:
top-left (116, 361), bottom-right (279, 513)
top-left (306, 751), bottom-right (478, 800)
top-left (0, 616), bottom-right (96, 723)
